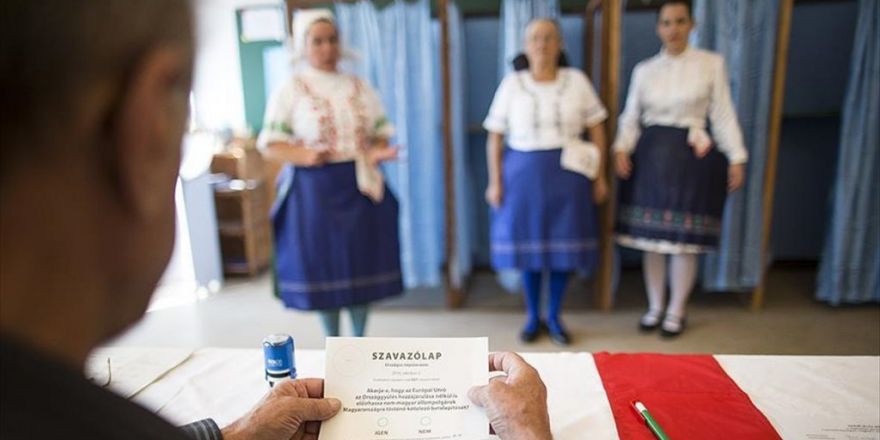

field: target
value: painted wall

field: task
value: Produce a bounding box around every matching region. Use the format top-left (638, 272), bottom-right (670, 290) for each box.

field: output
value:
top-left (191, 0), bottom-right (281, 132)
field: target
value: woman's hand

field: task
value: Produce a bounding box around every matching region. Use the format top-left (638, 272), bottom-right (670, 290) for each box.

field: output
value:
top-left (614, 151), bottom-right (633, 179)
top-left (485, 181), bottom-right (503, 208)
top-left (267, 142), bottom-right (332, 167)
top-left (366, 145), bottom-right (399, 166)
top-left (728, 164), bottom-right (745, 192)
top-left (688, 129), bottom-right (713, 158)
top-left (592, 176), bottom-right (609, 204)
top-left (297, 148), bottom-right (333, 167)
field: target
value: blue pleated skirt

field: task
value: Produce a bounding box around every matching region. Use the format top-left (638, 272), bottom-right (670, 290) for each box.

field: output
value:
top-left (616, 125), bottom-right (729, 249)
top-left (491, 148), bottom-right (599, 273)
top-left (272, 161), bottom-right (402, 310)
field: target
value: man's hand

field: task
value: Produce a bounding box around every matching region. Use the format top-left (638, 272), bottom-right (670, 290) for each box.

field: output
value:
top-left (222, 379), bottom-right (341, 440)
top-left (468, 352), bottom-right (552, 440)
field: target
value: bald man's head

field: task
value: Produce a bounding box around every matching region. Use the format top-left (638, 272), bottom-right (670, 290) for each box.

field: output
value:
top-left (0, 0), bottom-right (195, 362)
top-left (1, 0), bottom-right (193, 178)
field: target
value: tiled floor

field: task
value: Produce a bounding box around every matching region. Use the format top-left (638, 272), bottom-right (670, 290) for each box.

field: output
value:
top-left (110, 267), bottom-right (880, 355)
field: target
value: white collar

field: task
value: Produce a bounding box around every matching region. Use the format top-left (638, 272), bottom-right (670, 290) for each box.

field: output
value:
top-left (301, 64), bottom-right (341, 79)
top-left (659, 46), bottom-right (693, 60)
top-left (520, 68), bottom-right (567, 86)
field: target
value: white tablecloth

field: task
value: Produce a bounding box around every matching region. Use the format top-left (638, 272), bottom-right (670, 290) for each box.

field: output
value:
top-left (92, 349), bottom-right (880, 439)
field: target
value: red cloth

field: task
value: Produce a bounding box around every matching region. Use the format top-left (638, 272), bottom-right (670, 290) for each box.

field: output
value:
top-left (593, 353), bottom-right (782, 440)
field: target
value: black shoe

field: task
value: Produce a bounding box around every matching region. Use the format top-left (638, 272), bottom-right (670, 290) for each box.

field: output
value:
top-left (549, 329), bottom-right (571, 346)
top-left (660, 314), bottom-right (687, 338)
top-left (519, 321), bottom-right (543, 343)
top-left (547, 321), bottom-right (572, 346)
top-left (638, 310), bottom-right (663, 332)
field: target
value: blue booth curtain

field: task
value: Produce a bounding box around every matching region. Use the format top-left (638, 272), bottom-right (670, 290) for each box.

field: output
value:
top-left (445, 1), bottom-right (476, 288)
top-left (335, 2), bottom-right (385, 85)
top-left (816, 0), bottom-right (880, 305)
top-left (336, 0), bottom-right (444, 288)
top-left (693, 0), bottom-right (780, 292)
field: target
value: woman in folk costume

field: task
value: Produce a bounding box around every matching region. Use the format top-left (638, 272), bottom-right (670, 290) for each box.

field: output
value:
top-left (258, 9), bottom-right (401, 337)
top-left (614, 0), bottom-right (747, 337)
top-left (484, 18), bottom-right (609, 345)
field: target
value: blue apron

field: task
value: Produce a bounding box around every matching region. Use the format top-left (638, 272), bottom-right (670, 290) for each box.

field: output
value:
top-left (491, 148), bottom-right (599, 273)
top-left (272, 161), bottom-right (402, 310)
top-left (616, 125), bottom-right (729, 249)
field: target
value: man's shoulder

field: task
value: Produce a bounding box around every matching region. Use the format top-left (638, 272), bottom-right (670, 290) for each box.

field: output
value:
top-left (1, 336), bottom-right (190, 439)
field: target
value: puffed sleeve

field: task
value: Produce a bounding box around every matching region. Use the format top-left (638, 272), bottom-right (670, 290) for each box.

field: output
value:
top-left (573, 70), bottom-right (608, 128)
top-left (612, 63), bottom-right (645, 154)
top-left (256, 80), bottom-right (296, 149)
top-left (360, 80), bottom-right (395, 139)
top-left (482, 74), bottom-right (516, 134)
top-left (708, 56), bottom-right (748, 164)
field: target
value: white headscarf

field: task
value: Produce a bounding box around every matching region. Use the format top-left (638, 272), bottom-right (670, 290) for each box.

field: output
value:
top-left (290, 8), bottom-right (336, 61)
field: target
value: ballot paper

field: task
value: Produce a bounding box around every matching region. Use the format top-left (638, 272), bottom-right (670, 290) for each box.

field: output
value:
top-left (319, 337), bottom-right (489, 440)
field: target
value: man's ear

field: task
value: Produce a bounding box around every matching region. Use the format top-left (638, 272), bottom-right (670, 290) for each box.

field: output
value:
top-left (109, 46), bottom-right (191, 219)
